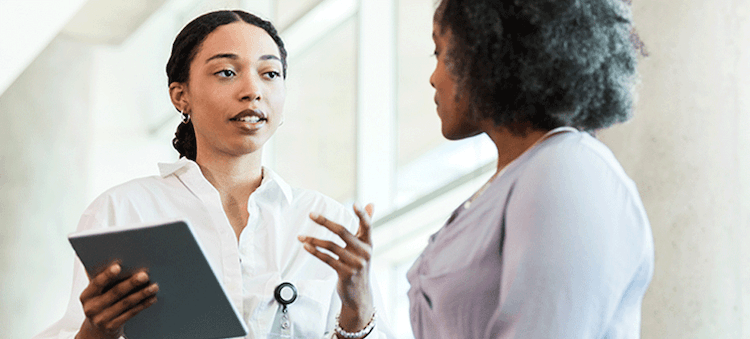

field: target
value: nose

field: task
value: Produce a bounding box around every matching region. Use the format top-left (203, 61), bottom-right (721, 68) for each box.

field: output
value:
top-left (240, 73), bottom-right (262, 101)
top-left (429, 68), bottom-right (436, 89)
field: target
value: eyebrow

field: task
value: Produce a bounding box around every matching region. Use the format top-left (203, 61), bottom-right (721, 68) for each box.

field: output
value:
top-left (259, 54), bottom-right (281, 62)
top-left (205, 53), bottom-right (281, 63)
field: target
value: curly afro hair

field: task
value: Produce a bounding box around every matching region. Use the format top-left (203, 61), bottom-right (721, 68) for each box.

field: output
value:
top-left (435, 0), bottom-right (640, 133)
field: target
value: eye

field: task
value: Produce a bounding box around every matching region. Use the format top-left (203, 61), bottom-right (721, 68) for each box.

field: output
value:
top-left (264, 71), bottom-right (281, 79)
top-left (215, 69), bottom-right (236, 78)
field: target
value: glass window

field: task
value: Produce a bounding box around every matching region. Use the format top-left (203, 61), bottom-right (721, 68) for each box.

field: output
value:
top-left (271, 16), bottom-right (358, 203)
top-left (395, 0), bottom-right (496, 207)
top-left (275, 0), bottom-right (324, 29)
top-left (396, 0), bottom-right (441, 170)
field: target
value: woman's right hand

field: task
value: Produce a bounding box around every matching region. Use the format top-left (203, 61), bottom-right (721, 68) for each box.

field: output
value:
top-left (76, 263), bottom-right (159, 339)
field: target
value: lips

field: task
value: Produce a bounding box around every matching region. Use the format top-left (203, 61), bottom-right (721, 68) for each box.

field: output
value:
top-left (229, 109), bottom-right (267, 123)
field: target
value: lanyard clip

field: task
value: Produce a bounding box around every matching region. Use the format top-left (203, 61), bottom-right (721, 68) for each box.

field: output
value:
top-left (275, 281), bottom-right (297, 311)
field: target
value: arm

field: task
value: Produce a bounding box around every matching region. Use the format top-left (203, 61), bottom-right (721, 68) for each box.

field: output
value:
top-left (320, 267), bottom-right (396, 339)
top-left (484, 157), bottom-right (649, 339)
top-left (300, 204), bottom-right (395, 339)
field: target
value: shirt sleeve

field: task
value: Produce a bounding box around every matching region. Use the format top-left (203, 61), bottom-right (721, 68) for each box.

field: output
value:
top-left (482, 148), bottom-right (651, 339)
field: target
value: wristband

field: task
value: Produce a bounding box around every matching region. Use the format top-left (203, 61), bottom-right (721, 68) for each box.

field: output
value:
top-left (334, 309), bottom-right (376, 339)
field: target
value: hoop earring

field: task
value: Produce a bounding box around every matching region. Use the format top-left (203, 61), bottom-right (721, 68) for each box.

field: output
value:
top-left (180, 111), bottom-right (190, 124)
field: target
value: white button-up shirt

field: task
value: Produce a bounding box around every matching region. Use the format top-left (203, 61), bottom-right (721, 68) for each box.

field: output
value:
top-left (35, 158), bottom-right (393, 339)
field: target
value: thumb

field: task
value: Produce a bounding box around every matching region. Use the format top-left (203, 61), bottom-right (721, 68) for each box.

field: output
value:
top-left (364, 203), bottom-right (374, 218)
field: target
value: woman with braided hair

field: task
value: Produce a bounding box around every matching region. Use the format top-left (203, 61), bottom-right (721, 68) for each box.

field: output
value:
top-left (35, 10), bottom-right (393, 339)
top-left (407, 0), bottom-right (653, 338)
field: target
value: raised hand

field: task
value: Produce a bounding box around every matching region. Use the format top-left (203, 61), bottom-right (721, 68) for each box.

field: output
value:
top-left (76, 262), bottom-right (159, 339)
top-left (298, 203), bottom-right (376, 333)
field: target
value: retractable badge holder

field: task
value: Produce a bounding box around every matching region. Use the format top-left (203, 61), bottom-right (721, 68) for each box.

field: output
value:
top-left (274, 282), bottom-right (298, 333)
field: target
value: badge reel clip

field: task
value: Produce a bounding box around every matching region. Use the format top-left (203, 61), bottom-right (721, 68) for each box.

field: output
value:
top-left (274, 282), bottom-right (298, 330)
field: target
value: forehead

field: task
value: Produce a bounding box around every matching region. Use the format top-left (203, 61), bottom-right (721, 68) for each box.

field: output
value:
top-left (432, 22), bottom-right (452, 42)
top-left (196, 22), bottom-right (280, 60)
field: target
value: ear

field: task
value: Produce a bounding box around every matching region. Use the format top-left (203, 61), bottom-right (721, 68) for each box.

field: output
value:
top-left (169, 82), bottom-right (189, 112)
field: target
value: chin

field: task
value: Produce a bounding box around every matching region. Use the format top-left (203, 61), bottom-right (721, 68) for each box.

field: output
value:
top-left (223, 139), bottom-right (266, 157)
top-left (442, 126), bottom-right (483, 141)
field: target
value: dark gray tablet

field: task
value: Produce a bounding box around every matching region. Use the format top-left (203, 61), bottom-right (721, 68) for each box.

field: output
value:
top-left (68, 220), bottom-right (248, 339)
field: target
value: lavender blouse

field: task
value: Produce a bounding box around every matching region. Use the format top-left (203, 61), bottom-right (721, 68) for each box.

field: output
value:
top-left (407, 128), bottom-right (653, 339)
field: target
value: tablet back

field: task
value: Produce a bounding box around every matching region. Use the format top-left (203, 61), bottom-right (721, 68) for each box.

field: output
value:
top-left (69, 220), bottom-right (248, 339)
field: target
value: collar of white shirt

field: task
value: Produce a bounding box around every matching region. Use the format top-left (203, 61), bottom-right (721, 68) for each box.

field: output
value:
top-left (157, 157), bottom-right (294, 205)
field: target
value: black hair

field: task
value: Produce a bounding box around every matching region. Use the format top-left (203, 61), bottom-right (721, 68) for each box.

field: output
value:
top-left (167, 10), bottom-right (287, 160)
top-left (434, 0), bottom-right (642, 133)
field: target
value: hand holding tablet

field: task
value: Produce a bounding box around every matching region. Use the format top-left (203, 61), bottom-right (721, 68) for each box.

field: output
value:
top-left (69, 220), bottom-right (247, 339)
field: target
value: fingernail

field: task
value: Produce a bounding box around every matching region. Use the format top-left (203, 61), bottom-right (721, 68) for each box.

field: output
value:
top-left (149, 283), bottom-right (159, 293)
top-left (310, 212), bottom-right (319, 219)
top-left (304, 243), bottom-right (315, 252)
top-left (110, 264), bottom-right (120, 274)
top-left (136, 272), bottom-right (148, 283)
top-left (297, 235), bottom-right (307, 242)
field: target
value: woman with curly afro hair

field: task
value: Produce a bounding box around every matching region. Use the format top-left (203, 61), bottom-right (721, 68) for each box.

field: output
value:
top-left (406, 0), bottom-right (653, 338)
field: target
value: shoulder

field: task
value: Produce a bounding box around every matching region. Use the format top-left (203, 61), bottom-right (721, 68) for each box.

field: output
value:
top-left (78, 175), bottom-right (172, 230)
top-left (504, 131), bottom-right (652, 261)
top-left (90, 175), bottom-right (172, 207)
top-left (290, 187), bottom-right (358, 231)
top-left (263, 168), bottom-right (357, 232)
top-left (514, 131), bottom-right (641, 199)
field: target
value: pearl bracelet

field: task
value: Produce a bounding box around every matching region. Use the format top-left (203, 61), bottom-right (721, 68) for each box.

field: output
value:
top-left (334, 309), bottom-right (376, 339)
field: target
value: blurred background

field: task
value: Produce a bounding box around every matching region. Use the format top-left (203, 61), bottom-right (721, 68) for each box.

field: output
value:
top-left (1, 0), bottom-right (748, 338)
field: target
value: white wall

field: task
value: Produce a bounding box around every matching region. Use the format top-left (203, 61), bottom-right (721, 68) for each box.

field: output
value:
top-left (598, 0), bottom-right (750, 337)
top-left (0, 0), bottom-right (88, 94)
top-left (0, 36), bottom-right (94, 338)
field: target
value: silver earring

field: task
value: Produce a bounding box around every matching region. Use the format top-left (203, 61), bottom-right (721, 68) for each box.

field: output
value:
top-left (180, 111), bottom-right (190, 124)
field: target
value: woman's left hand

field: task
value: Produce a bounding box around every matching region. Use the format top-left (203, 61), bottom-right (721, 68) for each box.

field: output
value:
top-left (299, 203), bottom-right (375, 333)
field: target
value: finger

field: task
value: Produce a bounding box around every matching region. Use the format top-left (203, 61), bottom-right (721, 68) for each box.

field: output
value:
top-left (109, 282), bottom-right (159, 319)
top-left (365, 203), bottom-right (374, 218)
top-left (106, 294), bottom-right (158, 333)
top-left (89, 280), bottom-right (157, 330)
top-left (301, 237), bottom-right (366, 269)
top-left (309, 212), bottom-right (359, 246)
top-left (105, 271), bottom-right (151, 301)
top-left (353, 204), bottom-right (373, 245)
top-left (81, 263), bottom-right (122, 301)
top-left (301, 242), bottom-right (347, 273)
top-left (83, 271), bottom-right (151, 320)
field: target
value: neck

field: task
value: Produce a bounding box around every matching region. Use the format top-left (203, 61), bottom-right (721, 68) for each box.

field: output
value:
top-left (480, 120), bottom-right (550, 173)
top-left (195, 149), bottom-right (263, 199)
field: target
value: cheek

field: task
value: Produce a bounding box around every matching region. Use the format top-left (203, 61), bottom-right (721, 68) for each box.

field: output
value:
top-left (190, 81), bottom-right (224, 109)
top-left (270, 86), bottom-right (286, 112)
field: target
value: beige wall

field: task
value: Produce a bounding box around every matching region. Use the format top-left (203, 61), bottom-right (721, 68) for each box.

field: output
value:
top-left (599, 0), bottom-right (750, 337)
top-left (0, 36), bottom-right (94, 338)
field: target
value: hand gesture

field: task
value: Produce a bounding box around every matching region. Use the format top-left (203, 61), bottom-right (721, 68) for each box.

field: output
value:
top-left (76, 263), bottom-right (159, 339)
top-left (298, 203), bottom-right (376, 332)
